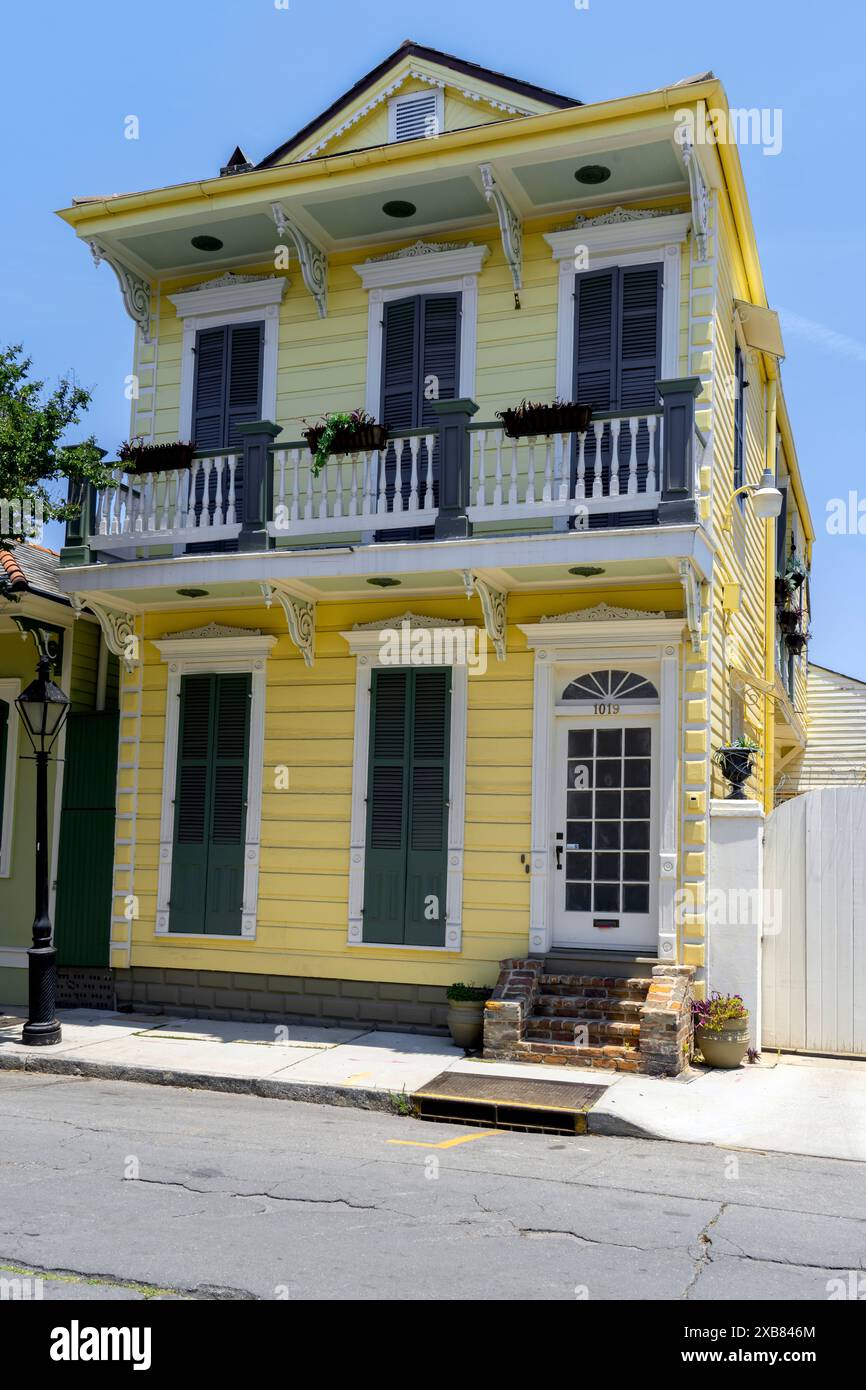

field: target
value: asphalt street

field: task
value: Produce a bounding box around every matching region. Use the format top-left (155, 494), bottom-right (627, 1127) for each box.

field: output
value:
top-left (0, 1071), bottom-right (863, 1301)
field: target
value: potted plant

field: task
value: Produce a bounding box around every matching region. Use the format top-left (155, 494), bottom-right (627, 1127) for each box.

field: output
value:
top-left (713, 736), bottom-right (761, 799)
top-left (785, 552), bottom-right (808, 590)
top-left (693, 992), bottom-right (750, 1068)
top-left (785, 628), bottom-right (810, 656)
top-left (118, 438), bottom-right (196, 474)
top-left (777, 607), bottom-right (800, 636)
top-left (496, 399), bottom-right (593, 439)
top-left (303, 410), bottom-right (388, 477)
top-left (774, 574), bottom-right (793, 608)
top-left (445, 982), bottom-right (490, 1051)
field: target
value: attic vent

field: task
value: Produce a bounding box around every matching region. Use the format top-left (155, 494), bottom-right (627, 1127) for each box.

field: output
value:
top-left (390, 90), bottom-right (441, 143)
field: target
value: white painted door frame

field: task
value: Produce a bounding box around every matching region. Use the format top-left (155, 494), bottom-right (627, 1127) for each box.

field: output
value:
top-left (519, 613), bottom-right (684, 962)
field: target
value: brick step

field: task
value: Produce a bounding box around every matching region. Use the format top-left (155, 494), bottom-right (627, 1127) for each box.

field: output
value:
top-left (533, 993), bottom-right (644, 1020)
top-left (522, 1039), bottom-right (642, 1072)
top-left (525, 1014), bottom-right (641, 1047)
top-left (539, 974), bottom-right (651, 1000)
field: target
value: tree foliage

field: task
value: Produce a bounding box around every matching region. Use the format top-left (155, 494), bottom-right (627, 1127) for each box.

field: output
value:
top-left (0, 344), bottom-right (113, 548)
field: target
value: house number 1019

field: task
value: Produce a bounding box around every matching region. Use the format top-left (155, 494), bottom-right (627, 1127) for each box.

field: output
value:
top-left (593, 703), bottom-right (620, 715)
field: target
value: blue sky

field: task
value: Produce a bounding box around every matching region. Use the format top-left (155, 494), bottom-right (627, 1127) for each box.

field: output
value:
top-left (4, 0), bottom-right (864, 676)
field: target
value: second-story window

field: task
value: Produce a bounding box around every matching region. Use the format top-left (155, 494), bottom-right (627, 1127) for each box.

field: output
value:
top-left (733, 344), bottom-right (746, 510)
top-left (192, 321), bottom-right (264, 451)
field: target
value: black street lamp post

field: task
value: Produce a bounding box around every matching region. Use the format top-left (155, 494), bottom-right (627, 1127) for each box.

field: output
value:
top-left (15, 655), bottom-right (70, 1046)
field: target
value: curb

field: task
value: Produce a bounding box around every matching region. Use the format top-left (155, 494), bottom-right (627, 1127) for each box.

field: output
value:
top-left (0, 1051), bottom-right (403, 1115)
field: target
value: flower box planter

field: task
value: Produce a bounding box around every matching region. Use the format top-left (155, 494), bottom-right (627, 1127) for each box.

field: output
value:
top-left (496, 401), bottom-right (593, 439)
top-left (118, 441), bottom-right (196, 475)
top-left (714, 744), bottom-right (759, 799)
top-left (303, 423), bottom-right (388, 457)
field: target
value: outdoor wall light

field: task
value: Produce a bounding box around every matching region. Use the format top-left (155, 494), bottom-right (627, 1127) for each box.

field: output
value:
top-left (191, 235), bottom-right (224, 251)
top-left (15, 656), bottom-right (71, 1048)
top-left (721, 468), bottom-right (784, 528)
top-left (382, 201), bottom-right (417, 218)
top-left (575, 165), bottom-right (611, 185)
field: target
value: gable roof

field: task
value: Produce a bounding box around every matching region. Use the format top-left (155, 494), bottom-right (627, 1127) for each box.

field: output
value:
top-left (257, 39), bottom-right (580, 168)
top-left (0, 543), bottom-right (65, 603)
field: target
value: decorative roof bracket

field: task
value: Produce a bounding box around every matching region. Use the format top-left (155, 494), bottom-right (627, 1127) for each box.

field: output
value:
top-left (87, 239), bottom-right (152, 343)
top-left (479, 163), bottom-right (522, 308)
top-left (463, 570), bottom-right (507, 662)
top-left (72, 595), bottom-right (139, 671)
top-left (679, 559), bottom-right (703, 654)
top-left (261, 581), bottom-right (316, 666)
top-left (270, 204), bottom-right (328, 318)
top-left (680, 134), bottom-right (710, 261)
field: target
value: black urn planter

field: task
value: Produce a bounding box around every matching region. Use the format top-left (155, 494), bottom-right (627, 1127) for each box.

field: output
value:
top-left (716, 746), bottom-right (757, 800)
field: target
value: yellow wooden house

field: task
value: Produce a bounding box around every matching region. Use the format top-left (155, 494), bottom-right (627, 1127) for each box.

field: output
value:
top-left (54, 42), bottom-right (814, 1067)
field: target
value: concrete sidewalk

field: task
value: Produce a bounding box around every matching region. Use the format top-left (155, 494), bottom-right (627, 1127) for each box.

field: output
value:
top-left (1, 1007), bottom-right (864, 1162)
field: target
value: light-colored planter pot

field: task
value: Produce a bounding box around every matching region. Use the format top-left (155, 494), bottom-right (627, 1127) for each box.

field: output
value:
top-left (696, 1018), bottom-right (750, 1069)
top-left (447, 999), bottom-right (485, 1051)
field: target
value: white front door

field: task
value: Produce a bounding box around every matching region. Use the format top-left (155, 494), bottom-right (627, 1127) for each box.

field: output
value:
top-left (551, 714), bottom-right (659, 950)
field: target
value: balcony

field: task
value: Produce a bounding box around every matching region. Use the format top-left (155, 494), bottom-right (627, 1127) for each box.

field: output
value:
top-left (62, 378), bottom-right (705, 565)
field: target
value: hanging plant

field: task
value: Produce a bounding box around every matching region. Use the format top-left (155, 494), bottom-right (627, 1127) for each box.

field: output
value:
top-left (785, 551), bottom-right (808, 590)
top-left (777, 607), bottom-right (800, 636)
top-left (497, 399), bottom-right (593, 439)
top-left (785, 629), bottom-right (810, 656)
top-left (303, 410), bottom-right (388, 476)
top-left (118, 439), bottom-right (196, 474)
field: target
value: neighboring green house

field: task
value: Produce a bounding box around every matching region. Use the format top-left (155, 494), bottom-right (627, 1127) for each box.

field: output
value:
top-left (0, 543), bottom-right (119, 1008)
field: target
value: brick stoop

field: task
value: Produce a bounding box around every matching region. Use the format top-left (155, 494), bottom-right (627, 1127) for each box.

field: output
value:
top-left (483, 958), bottom-right (695, 1076)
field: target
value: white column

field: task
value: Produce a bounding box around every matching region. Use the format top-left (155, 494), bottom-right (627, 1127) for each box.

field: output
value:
top-left (708, 799), bottom-right (765, 1042)
top-left (657, 646), bottom-right (680, 964)
top-left (528, 653), bottom-right (553, 954)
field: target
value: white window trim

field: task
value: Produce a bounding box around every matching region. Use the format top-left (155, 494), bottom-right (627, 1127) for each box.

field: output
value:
top-left (0, 678), bottom-right (21, 878)
top-left (168, 278), bottom-right (287, 440)
top-left (352, 245), bottom-right (489, 416)
top-left (152, 633), bottom-right (276, 940)
top-left (544, 214), bottom-right (690, 403)
top-left (341, 626), bottom-right (469, 952)
top-left (519, 618), bottom-right (684, 962)
top-left (388, 88), bottom-right (445, 143)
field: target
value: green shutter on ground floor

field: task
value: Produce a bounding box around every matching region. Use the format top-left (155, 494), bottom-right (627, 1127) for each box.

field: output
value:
top-left (363, 668), bottom-right (450, 947)
top-left (169, 671), bottom-right (251, 936)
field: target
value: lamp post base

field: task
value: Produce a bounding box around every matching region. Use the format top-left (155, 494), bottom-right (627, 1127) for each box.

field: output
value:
top-left (23, 944), bottom-right (62, 1047)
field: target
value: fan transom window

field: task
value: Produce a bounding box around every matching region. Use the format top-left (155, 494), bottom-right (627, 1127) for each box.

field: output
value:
top-left (562, 669), bottom-right (659, 703)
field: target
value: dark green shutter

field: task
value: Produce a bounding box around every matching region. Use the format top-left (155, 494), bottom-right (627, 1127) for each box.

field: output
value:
top-left (363, 668), bottom-right (450, 946)
top-left (54, 712), bottom-right (119, 967)
top-left (170, 672), bottom-right (250, 935)
top-left (379, 294), bottom-right (460, 527)
top-left (192, 322), bottom-right (264, 450)
top-left (0, 698), bottom-right (8, 856)
top-left (733, 345), bottom-right (746, 503)
top-left (776, 479), bottom-right (789, 575)
top-left (574, 269), bottom-right (619, 411)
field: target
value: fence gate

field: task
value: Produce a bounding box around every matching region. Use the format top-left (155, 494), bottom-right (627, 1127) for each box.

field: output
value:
top-left (763, 787), bottom-right (866, 1054)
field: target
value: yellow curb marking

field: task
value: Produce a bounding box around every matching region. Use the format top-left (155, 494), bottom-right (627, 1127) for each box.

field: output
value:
top-left (342, 1072), bottom-right (373, 1084)
top-left (387, 1130), bottom-right (501, 1149)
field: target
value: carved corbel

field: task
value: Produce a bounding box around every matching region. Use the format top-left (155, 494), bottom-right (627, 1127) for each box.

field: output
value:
top-left (479, 164), bottom-right (522, 307)
top-left (463, 570), bottom-right (507, 662)
top-left (270, 204), bottom-right (328, 318)
top-left (73, 595), bottom-right (139, 670)
top-left (680, 134), bottom-right (710, 261)
top-left (679, 560), bottom-right (703, 654)
top-left (87, 240), bottom-right (152, 342)
top-left (261, 582), bottom-right (315, 667)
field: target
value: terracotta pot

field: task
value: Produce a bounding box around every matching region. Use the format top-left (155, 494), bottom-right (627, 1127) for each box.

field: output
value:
top-left (446, 999), bottom-right (485, 1051)
top-left (696, 1019), bottom-right (750, 1069)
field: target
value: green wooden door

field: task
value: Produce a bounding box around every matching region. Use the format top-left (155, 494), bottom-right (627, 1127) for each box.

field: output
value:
top-left (54, 711), bottom-right (119, 968)
top-left (364, 669), bottom-right (450, 947)
top-left (169, 672), bottom-right (251, 935)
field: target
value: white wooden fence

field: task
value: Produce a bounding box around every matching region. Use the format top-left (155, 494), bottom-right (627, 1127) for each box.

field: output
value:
top-left (763, 788), bottom-right (866, 1054)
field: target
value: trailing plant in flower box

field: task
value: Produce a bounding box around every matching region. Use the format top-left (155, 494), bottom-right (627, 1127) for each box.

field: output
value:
top-left (303, 410), bottom-right (388, 476)
top-left (118, 438), bottom-right (196, 474)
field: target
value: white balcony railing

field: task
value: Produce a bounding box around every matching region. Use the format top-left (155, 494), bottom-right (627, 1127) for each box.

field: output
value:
top-left (467, 411), bottom-right (662, 524)
top-left (269, 432), bottom-right (437, 537)
top-left (89, 454), bottom-right (242, 550)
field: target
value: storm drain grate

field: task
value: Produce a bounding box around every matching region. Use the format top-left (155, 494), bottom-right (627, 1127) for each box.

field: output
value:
top-left (412, 1071), bottom-right (609, 1135)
